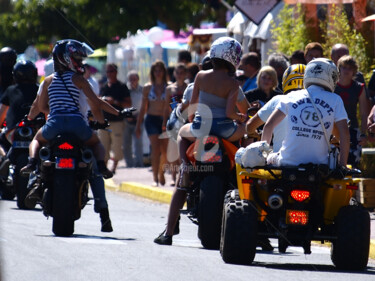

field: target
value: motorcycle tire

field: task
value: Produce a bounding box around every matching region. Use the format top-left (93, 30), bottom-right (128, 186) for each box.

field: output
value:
top-left (1, 181), bottom-right (16, 200)
top-left (52, 171), bottom-right (76, 237)
top-left (331, 205), bottom-right (370, 271)
top-left (15, 154), bottom-right (32, 209)
top-left (198, 175), bottom-right (224, 250)
top-left (220, 199), bottom-right (257, 265)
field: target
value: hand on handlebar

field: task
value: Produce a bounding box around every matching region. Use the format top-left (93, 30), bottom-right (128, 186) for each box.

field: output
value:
top-left (89, 119), bottom-right (109, 130)
top-left (119, 107), bottom-right (136, 118)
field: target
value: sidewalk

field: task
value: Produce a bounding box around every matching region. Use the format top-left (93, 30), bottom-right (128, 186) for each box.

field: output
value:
top-left (105, 160), bottom-right (375, 260)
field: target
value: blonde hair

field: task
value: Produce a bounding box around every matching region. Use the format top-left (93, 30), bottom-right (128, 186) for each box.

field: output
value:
top-left (257, 66), bottom-right (278, 90)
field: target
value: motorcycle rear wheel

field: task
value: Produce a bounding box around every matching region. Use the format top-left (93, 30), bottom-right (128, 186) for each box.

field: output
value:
top-left (15, 154), bottom-right (31, 209)
top-left (198, 175), bottom-right (224, 250)
top-left (52, 172), bottom-right (76, 237)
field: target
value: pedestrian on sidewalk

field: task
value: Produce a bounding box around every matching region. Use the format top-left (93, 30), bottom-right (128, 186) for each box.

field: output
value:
top-left (98, 63), bottom-right (131, 174)
top-left (123, 70), bottom-right (144, 167)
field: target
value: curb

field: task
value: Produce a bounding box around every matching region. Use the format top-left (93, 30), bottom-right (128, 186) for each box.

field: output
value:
top-left (104, 179), bottom-right (173, 204)
top-left (104, 179), bottom-right (375, 261)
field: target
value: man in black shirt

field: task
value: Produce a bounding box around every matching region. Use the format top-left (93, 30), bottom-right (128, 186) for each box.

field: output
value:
top-left (98, 63), bottom-right (131, 173)
top-left (0, 60), bottom-right (38, 174)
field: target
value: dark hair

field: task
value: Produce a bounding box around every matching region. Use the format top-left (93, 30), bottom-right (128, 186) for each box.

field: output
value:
top-left (178, 50), bottom-right (192, 63)
top-left (187, 63), bottom-right (199, 81)
top-left (211, 58), bottom-right (235, 75)
top-left (290, 50), bottom-right (306, 64)
top-left (241, 52), bottom-right (261, 70)
top-left (106, 63), bottom-right (118, 72)
top-left (201, 58), bottom-right (213, 71)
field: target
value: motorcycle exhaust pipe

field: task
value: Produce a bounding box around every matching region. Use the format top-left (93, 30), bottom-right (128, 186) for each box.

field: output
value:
top-left (268, 194), bottom-right (283, 210)
top-left (81, 149), bottom-right (93, 164)
top-left (39, 147), bottom-right (50, 161)
top-left (19, 127), bottom-right (32, 138)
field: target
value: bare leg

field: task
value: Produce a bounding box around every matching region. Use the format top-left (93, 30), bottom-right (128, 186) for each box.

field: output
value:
top-left (165, 187), bottom-right (187, 236)
top-left (149, 134), bottom-right (161, 185)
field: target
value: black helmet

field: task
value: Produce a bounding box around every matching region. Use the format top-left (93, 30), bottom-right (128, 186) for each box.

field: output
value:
top-left (0, 47), bottom-right (17, 67)
top-left (13, 60), bottom-right (37, 84)
top-left (52, 39), bottom-right (94, 74)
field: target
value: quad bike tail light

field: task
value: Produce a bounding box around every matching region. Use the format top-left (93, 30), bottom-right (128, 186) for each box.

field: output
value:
top-left (346, 184), bottom-right (358, 190)
top-left (18, 120), bottom-right (25, 127)
top-left (286, 210), bottom-right (308, 225)
top-left (290, 190), bottom-right (310, 202)
top-left (58, 142), bottom-right (74, 150)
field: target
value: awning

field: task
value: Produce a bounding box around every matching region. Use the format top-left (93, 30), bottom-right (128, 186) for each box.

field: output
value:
top-left (284, 0), bottom-right (355, 3)
top-left (89, 47), bottom-right (107, 57)
top-left (227, 11), bottom-right (249, 34)
top-left (361, 14), bottom-right (375, 22)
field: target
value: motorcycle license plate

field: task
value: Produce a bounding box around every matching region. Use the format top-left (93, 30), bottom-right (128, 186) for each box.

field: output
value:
top-left (13, 141), bottom-right (30, 148)
top-left (201, 150), bottom-right (222, 163)
top-left (56, 158), bottom-right (75, 169)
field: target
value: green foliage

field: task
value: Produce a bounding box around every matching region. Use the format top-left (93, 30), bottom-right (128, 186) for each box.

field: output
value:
top-left (270, 4), bottom-right (309, 56)
top-left (0, 0), bottom-right (204, 53)
top-left (320, 4), bottom-right (371, 76)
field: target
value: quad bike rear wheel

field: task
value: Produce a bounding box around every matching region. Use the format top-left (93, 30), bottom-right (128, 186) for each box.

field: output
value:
top-left (220, 199), bottom-right (257, 265)
top-left (331, 205), bottom-right (370, 271)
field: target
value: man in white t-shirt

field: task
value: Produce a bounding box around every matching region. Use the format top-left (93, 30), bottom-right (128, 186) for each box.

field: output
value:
top-left (262, 58), bottom-right (350, 167)
top-left (246, 64), bottom-right (306, 152)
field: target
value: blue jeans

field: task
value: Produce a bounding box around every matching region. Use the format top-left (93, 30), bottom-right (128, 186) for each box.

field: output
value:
top-left (42, 115), bottom-right (92, 141)
top-left (123, 120), bottom-right (144, 167)
top-left (90, 160), bottom-right (108, 212)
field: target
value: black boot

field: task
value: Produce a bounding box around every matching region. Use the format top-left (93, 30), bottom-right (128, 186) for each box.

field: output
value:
top-left (20, 157), bottom-right (38, 177)
top-left (99, 208), bottom-right (113, 232)
top-left (97, 160), bottom-right (113, 179)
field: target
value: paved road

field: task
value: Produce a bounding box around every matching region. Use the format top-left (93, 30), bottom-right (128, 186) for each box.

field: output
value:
top-left (1, 190), bottom-right (375, 281)
top-left (111, 160), bottom-right (375, 259)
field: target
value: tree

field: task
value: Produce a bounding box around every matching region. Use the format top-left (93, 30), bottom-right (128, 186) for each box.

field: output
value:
top-left (0, 0), bottom-right (210, 53)
top-left (320, 4), bottom-right (371, 76)
top-left (270, 4), bottom-right (309, 57)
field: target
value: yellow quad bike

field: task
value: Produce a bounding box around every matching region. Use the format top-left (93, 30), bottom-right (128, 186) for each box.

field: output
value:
top-left (220, 163), bottom-right (371, 270)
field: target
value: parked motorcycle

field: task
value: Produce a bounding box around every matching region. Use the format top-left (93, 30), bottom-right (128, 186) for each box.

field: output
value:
top-left (181, 135), bottom-right (238, 249)
top-left (220, 163), bottom-right (370, 270)
top-left (1, 114), bottom-right (45, 208)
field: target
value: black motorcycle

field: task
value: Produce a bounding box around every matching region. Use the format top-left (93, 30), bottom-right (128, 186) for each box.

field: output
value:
top-left (37, 133), bottom-right (94, 236)
top-left (1, 114), bottom-right (45, 208)
top-left (34, 108), bottom-right (135, 236)
top-left (181, 135), bottom-right (239, 249)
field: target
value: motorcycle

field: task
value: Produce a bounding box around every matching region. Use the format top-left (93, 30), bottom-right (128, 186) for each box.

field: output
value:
top-left (37, 133), bottom-right (94, 236)
top-left (34, 108), bottom-right (135, 237)
top-left (220, 163), bottom-right (370, 270)
top-left (1, 114), bottom-right (45, 208)
top-left (181, 134), bottom-right (238, 249)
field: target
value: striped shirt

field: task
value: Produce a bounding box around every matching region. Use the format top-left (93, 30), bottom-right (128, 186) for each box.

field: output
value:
top-left (48, 71), bottom-right (83, 118)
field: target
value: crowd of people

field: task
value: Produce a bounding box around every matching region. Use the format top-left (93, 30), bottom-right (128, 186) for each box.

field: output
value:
top-left (1, 36), bottom-right (375, 241)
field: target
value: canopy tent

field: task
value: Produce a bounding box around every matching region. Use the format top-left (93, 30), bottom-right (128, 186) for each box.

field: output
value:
top-left (106, 27), bottom-right (190, 85)
top-left (228, 1), bottom-right (284, 66)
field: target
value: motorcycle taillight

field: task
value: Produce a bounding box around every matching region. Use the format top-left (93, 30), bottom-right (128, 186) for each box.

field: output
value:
top-left (18, 121), bottom-right (26, 127)
top-left (290, 190), bottom-right (310, 202)
top-left (286, 210), bottom-right (309, 225)
top-left (56, 158), bottom-right (75, 169)
top-left (203, 136), bottom-right (219, 145)
top-left (58, 142), bottom-right (74, 150)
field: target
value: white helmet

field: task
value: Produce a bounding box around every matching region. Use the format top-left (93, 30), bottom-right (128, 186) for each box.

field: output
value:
top-left (209, 37), bottom-right (242, 68)
top-left (303, 58), bottom-right (338, 92)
